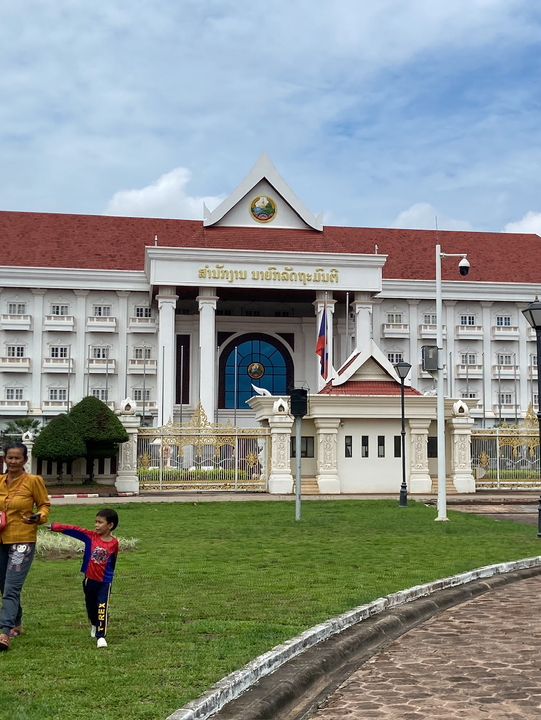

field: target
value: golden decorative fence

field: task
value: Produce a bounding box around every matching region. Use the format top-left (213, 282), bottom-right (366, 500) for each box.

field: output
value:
top-left (471, 409), bottom-right (541, 489)
top-left (137, 405), bottom-right (270, 492)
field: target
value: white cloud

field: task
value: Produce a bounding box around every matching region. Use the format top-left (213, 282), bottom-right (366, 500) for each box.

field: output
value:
top-left (504, 211), bottom-right (541, 235)
top-left (103, 167), bottom-right (224, 220)
top-left (392, 203), bottom-right (473, 231)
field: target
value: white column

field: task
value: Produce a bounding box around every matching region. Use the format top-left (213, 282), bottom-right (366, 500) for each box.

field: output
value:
top-left (481, 302), bottom-right (493, 422)
top-left (314, 417), bottom-right (340, 493)
top-left (407, 299), bottom-right (419, 386)
top-left (449, 401), bottom-right (475, 493)
top-left (352, 292), bottom-right (373, 352)
top-left (314, 292), bottom-right (335, 391)
top-left (518, 303), bottom-right (529, 416)
top-left (157, 289), bottom-right (178, 426)
top-left (115, 406), bottom-right (141, 495)
top-left (408, 418), bottom-right (432, 493)
top-left (30, 289), bottom-right (46, 413)
top-left (267, 398), bottom-right (295, 493)
top-left (445, 300), bottom-right (457, 396)
top-left (197, 288), bottom-right (218, 423)
top-left (74, 290), bottom-right (89, 403)
top-left (116, 291), bottom-right (130, 404)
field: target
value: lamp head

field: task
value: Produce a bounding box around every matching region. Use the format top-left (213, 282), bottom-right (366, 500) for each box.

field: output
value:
top-left (522, 298), bottom-right (541, 330)
top-left (394, 360), bottom-right (412, 381)
top-left (458, 257), bottom-right (470, 276)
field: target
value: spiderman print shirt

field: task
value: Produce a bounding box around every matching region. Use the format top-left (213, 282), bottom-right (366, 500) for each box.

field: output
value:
top-left (51, 523), bottom-right (119, 583)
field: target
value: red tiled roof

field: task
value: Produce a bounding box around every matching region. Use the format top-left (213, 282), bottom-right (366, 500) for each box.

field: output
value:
top-left (319, 381), bottom-right (423, 396)
top-left (0, 210), bottom-right (540, 283)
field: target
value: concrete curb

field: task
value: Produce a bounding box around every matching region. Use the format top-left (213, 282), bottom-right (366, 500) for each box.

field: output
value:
top-left (166, 556), bottom-right (541, 720)
top-left (48, 493), bottom-right (100, 499)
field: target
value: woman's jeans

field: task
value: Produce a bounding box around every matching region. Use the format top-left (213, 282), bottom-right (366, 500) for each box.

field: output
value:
top-left (0, 543), bottom-right (36, 633)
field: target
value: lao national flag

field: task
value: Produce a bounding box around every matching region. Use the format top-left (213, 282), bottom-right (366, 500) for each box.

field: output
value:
top-left (316, 311), bottom-right (329, 379)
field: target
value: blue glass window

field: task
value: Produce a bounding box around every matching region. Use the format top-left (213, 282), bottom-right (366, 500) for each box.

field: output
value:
top-left (221, 337), bottom-right (291, 409)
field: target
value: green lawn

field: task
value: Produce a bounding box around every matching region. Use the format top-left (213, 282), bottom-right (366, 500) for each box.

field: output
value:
top-left (2, 500), bottom-right (540, 720)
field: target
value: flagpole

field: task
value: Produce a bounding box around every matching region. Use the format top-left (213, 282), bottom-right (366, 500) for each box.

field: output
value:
top-left (179, 344), bottom-right (184, 425)
top-left (345, 291), bottom-right (350, 362)
top-left (234, 346), bottom-right (238, 427)
top-left (142, 348), bottom-right (147, 427)
top-left (105, 351), bottom-right (109, 404)
top-left (67, 345), bottom-right (71, 411)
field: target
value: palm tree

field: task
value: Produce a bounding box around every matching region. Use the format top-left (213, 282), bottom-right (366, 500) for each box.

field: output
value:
top-left (3, 417), bottom-right (42, 441)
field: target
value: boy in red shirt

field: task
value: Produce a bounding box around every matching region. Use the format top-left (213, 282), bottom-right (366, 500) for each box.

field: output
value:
top-left (49, 509), bottom-right (119, 648)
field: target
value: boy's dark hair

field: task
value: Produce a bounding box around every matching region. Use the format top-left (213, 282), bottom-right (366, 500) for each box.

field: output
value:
top-left (97, 508), bottom-right (119, 530)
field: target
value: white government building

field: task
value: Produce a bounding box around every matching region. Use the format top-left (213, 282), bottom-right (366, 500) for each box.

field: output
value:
top-left (1, 156), bottom-right (540, 492)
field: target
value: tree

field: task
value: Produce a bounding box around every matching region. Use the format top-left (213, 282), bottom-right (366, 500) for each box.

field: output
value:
top-left (3, 417), bottom-right (42, 441)
top-left (33, 415), bottom-right (86, 479)
top-left (68, 396), bottom-right (128, 482)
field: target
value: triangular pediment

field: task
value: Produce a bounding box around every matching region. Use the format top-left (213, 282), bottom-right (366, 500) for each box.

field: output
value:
top-left (332, 340), bottom-right (409, 386)
top-left (203, 154), bottom-right (323, 231)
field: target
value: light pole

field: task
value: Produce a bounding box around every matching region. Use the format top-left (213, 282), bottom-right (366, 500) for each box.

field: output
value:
top-left (394, 360), bottom-right (412, 507)
top-left (435, 244), bottom-right (470, 522)
top-left (521, 298), bottom-right (541, 538)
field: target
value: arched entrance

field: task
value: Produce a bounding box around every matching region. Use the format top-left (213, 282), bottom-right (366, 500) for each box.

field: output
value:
top-left (219, 334), bottom-right (293, 409)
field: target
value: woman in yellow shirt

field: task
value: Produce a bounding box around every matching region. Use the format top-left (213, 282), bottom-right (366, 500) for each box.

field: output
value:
top-left (0, 442), bottom-right (50, 651)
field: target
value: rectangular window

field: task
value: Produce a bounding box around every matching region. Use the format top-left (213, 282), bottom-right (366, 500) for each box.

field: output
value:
top-left (50, 304), bottom-right (69, 316)
top-left (461, 392), bottom-right (478, 399)
top-left (344, 435), bottom-right (352, 458)
top-left (531, 355), bottom-right (538, 366)
top-left (387, 312), bottom-right (403, 324)
top-left (50, 346), bottom-right (69, 359)
top-left (460, 353), bottom-right (477, 365)
top-left (499, 393), bottom-right (513, 405)
top-left (134, 346), bottom-right (152, 360)
top-left (497, 354), bottom-right (513, 366)
top-left (6, 345), bottom-right (25, 358)
top-left (361, 435), bottom-right (369, 458)
top-left (423, 313), bottom-right (437, 325)
top-left (7, 302), bottom-right (26, 315)
top-left (460, 315), bottom-right (476, 326)
top-left (496, 315), bottom-right (511, 327)
top-left (290, 436), bottom-right (314, 458)
top-left (427, 437), bottom-right (438, 458)
top-left (93, 305), bottom-right (112, 317)
top-left (91, 346), bottom-right (110, 359)
top-left (6, 388), bottom-right (23, 400)
top-left (48, 388), bottom-right (67, 401)
top-left (91, 388), bottom-right (108, 401)
top-left (290, 436), bottom-right (315, 458)
top-left (133, 388), bottom-right (151, 402)
top-left (387, 352), bottom-right (404, 364)
top-left (394, 435), bottom-right (401, 458)
top-left (377, 435), bottom-right (385, 458)
top-left (135, 306), bottom-right (152, 318)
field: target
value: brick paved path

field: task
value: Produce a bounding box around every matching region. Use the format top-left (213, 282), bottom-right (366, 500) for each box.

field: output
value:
top-left (310, 574), bottom-right (541, 719)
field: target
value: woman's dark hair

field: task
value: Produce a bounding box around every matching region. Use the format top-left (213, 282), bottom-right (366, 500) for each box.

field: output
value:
top-left (96, 508), bottom-right (119, 530)
top-left (3, 442), bottom-right (28, 460)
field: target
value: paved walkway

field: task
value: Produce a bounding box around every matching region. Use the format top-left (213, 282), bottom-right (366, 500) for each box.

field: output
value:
top-left (309, 574), bottom-right (541, 719)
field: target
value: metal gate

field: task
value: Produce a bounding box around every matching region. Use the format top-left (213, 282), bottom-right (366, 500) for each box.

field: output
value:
top-left (137, 405), bottom-right (270, 492)
top-left (472, 413), bottom-right (541, 490)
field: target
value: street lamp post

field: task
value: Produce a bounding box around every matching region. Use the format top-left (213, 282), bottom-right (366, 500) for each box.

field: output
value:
top-left (520, 298), bottom-right (541, 538)
top-left (435, 244), bottom-right (470, 522)
top-left (395, 361), bottom-right (412, 507)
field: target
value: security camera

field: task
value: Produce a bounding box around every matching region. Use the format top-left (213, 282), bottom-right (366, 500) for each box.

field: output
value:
top-left (458, 257), bottom-right (470, 276)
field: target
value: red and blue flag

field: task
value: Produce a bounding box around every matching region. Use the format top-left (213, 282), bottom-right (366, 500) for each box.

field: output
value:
top-left (315, 311), bottom-right (329, 379)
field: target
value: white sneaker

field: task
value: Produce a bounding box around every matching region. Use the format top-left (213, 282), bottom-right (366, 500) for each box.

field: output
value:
top-left (96, 637), bottom-right (108, 648)
top-left (90, 625), bottom-right (96, 638)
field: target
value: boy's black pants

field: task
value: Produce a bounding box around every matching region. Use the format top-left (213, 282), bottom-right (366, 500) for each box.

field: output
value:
top-left (83, 578), bottom-right (111, 639)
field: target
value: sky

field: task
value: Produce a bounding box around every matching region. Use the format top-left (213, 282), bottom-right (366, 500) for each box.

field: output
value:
top-left (2, 0), bottom-right (541, 234)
